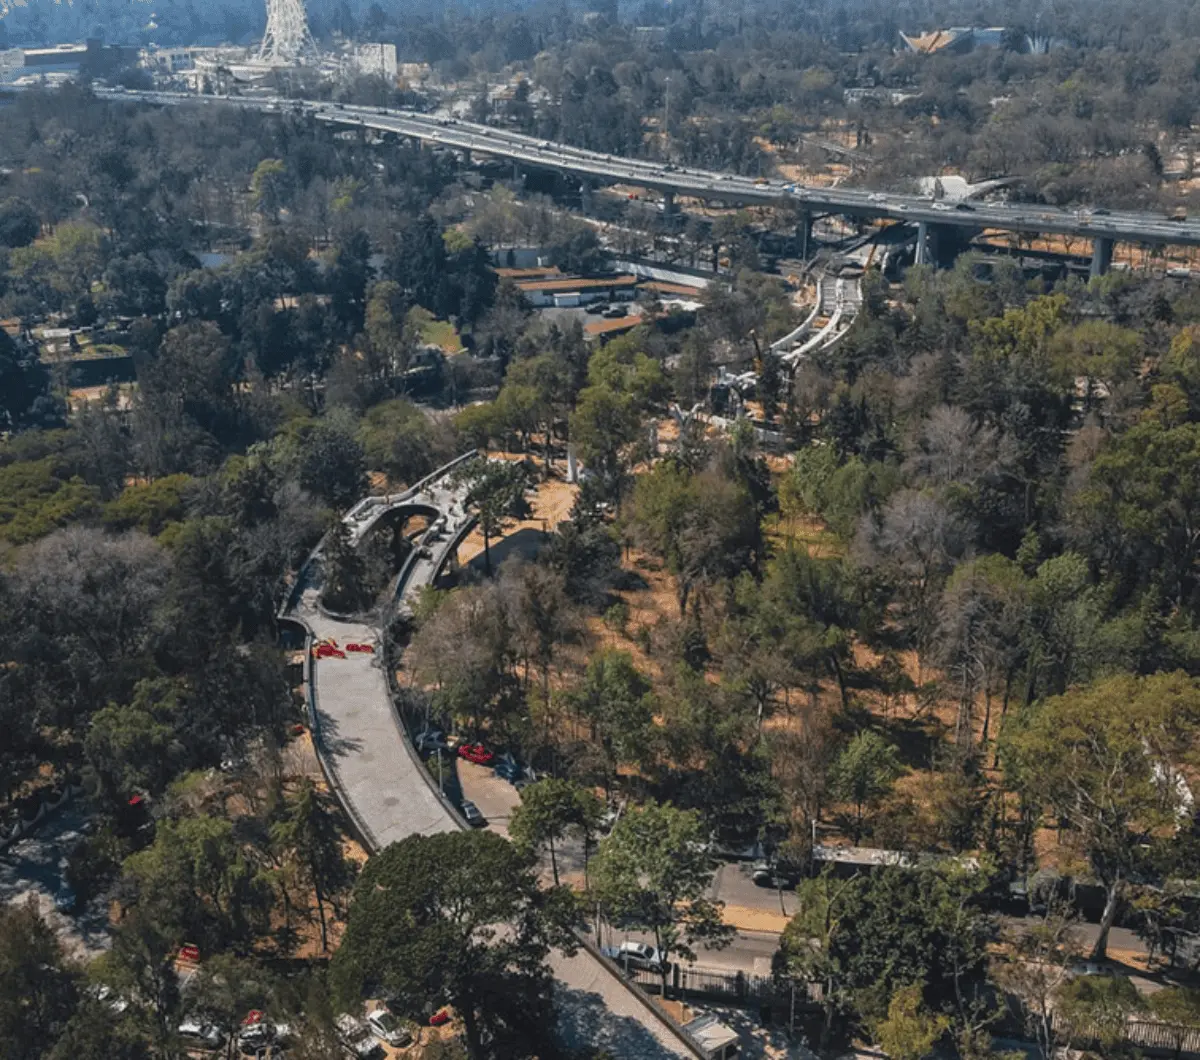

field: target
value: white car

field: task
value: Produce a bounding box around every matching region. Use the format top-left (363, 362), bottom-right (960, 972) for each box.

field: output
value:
top-left (88, 985), bottom-right (130, 1015)
top-left (606, 940), bottom-right (669, 973)
top-left (178, 1019), bottom-right (224, 1050)
top-left (367, 1009), bottom-right (413, 1047)
top-left (336, 1014), bottom-right (384, 1059)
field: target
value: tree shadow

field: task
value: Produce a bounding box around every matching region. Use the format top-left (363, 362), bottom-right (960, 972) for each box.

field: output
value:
top-left (554, 984), bottom-right (693, 1060)
top-left (465, 527), bottom-right (550, 573)
top-left (311, 706), bottom-right (365, 761)
top-left (877, 714), bottom-right (944, 772)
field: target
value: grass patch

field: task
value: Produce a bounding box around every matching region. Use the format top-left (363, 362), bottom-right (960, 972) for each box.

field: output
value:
top-left (419, 317), bottom-right (465, 353)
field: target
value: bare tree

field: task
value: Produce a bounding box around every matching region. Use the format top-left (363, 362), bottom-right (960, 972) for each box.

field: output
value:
top-left (904, 405), bottom-right (1000, 490)
top-left (856, 489), bottom-right (969, 663)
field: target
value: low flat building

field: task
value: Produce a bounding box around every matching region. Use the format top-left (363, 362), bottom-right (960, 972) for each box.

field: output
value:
top-left (514, 274), bottom-right (638, 308)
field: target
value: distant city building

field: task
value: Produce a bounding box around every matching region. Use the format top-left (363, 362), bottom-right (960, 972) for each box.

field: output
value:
top-left (0, 39), bottom-right (137, 82)
top-left (139, 46), bottom-right (199, 75)
top-left (844, 86), bottom-right (921, 106)
top-left (397, 62), bottom-right (432, 87)
top-left (350, 42), bottom-right (397, 80)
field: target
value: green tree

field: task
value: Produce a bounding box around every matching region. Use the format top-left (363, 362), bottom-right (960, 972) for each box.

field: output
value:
top-left (874, 982), bottom-right (950, 1060)
top-left (775, 869), bottom-right (863, 1048)
top-left (0, 901), bottom-right (78, 1060)
top-left (93, 907), bottom-right (181, 1055)
top-left (568, 384), bottom-right (639, 496)
top-left (592, 801), bottom-right (733, 994)
top-left (329, 831), bottom-right (574, 1059)
top-left (358, 398), bottom-right (451, 485)
top-left (1004, 672), bottom-right (1200, 958)
top-left (510, 778), bottom-right (602, 887)
top-left (1055, 975), bottom-right (1143, 1054)
top-left (829, 730), bottom-right (903, 843)
top-left (566, 650), bottom-right (657, 783)
top-left (779, 866), bottom-right (991, 1039)
top-left (626, 461), bottom-right (760, 616)
top-left (0, 327), bottom-right (60, 432)
top-left (299, 420), bottom-right (367, 512)
top-left (322, 519), bottom-right (369, 614)
top-left (251, 159), bottom-right (288, 217)
top-left (185, 953), bottom-right (282, 1057)
top-left (991, 907), bottom-right (1081, 1060)
top-left (1148, 986), bottom-right (1200, 1060)
top-left (270, 779), bottom-right (358, 953)
top-left (364, 279), bottom-right (413, 376)
top-left (1074, 411), bottom-right (1200, 609)
top-left (452, 459), bottom-right (530, 574)
top-left (122, 815), bottom-right (272, 953)
top-left (85, 686), bottom-right (180, 801)
top-left (47, 1002), bottom-right (150, 1060)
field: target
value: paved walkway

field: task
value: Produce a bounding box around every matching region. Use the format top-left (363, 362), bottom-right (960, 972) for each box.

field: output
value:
top-left (284, 459), bottom-right (696, 1060)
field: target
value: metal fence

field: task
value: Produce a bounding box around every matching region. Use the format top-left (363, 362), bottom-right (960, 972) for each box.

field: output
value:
top-left (1051, 1011), bottom-right (1200, 1057)
top-left (622, 963), bottom-right (822, 1010)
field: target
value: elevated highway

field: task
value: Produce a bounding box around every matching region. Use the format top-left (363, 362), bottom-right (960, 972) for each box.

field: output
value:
top-left (280, 455), bottom-right (700, 1059)
top-left (100, 88), bottom-right (1200, 274)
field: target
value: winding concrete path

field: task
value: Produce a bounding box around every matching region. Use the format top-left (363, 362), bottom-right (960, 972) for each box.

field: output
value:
top-left (282, 456), bottom-right (698, 1059)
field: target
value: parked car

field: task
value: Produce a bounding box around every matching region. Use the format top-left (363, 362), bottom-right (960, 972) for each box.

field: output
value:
top-left (751, 861), bottom-right (801, 890)
top-left (238, 1011), bottom-right (272, 1050)
top-left (415, 729), bottom-right (447, 753)
top-left (87, 985), bottom-right (130, 1015)
top-left (461, 800), bottom-right (487, 828)
top-left (604, 940), bottom-right (669, 973)
top-left (367, 1009), bottom-right (413, 1048)
top-left (457, 742), bottom-right (495, 766)
top-left (336, 1014), bottom-right (384, 1059)
top-left (493, 754), bottom-right (529, 787)
top-left (429, 1008), bottom-right (451, 1027)
top-left (1069, 961), bottom-right (1119, 979)
top-left (178, 1019), bottom-right (225, 1050)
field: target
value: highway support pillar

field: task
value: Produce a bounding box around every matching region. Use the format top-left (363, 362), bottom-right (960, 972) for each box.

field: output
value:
top-left (914, 221), bottom-right (959, 268)
top-left (662, 190), bottom-right (678, 226)
top-left (580, 180), bottom-right (594, 214)
top-left (1091, 236), bottom-right (1114, 279)
top-left (795, 210), bottom-right (813, 259)
top-left (915, 221), bottom-right (931, 266)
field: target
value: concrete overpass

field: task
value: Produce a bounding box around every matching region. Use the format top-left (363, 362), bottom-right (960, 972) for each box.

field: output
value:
top-left (98, 88), bottom-right (1200, 275)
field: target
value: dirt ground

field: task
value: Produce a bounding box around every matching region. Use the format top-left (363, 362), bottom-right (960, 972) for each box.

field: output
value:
top-left (456, 458), bottom-right (579, 568)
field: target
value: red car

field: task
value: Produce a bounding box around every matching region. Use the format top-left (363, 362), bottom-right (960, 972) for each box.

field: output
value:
top-left (456, 743), bottom-right (495, 766)
top-left (178, 943), bottom-right (201, 963)
top-left (429, 1009), bottom-right (450, 1027)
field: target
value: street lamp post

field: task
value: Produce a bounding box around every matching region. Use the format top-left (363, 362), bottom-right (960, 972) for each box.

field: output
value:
top-left (663, 76), bottom-right (671, 161)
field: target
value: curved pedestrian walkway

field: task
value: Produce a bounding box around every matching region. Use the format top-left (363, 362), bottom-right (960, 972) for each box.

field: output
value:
top-left (282, 455), bottom-right (699, 1059)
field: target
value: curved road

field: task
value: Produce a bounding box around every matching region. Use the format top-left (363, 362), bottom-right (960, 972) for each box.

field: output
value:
top-left (282, 456), bottom-right (699, 1059)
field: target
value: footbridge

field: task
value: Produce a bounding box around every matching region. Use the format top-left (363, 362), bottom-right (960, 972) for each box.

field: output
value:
top-left (280, 454), bottom-right (701, 1059)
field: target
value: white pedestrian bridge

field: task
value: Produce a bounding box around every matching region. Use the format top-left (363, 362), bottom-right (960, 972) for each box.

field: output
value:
top-left (280, 453), bottom-right (701, 1058)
